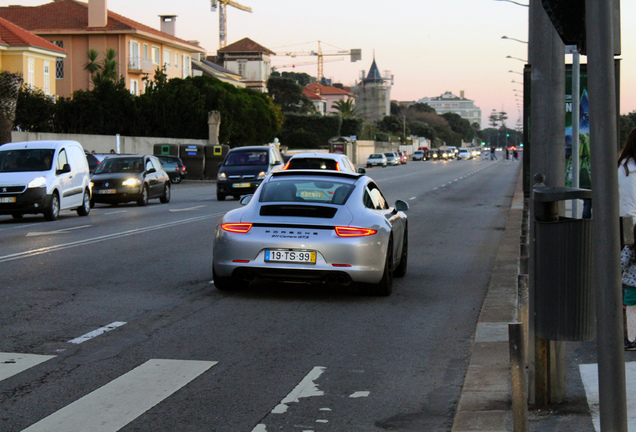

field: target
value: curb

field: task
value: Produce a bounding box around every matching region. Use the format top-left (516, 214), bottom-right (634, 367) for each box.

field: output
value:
top-left (452, 168), bottom-right (525, 432)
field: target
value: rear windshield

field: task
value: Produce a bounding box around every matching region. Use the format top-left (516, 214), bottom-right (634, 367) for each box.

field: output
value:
top-left (287, 158), bottom-right (338, 170)
top-left (224, 150), bottom-right (268, 166)
top-left (0, 149), bottom-right (55, 172)
top-left (369, 154), bottom-right (383, 158)
top-left (260, 180), bottom-right (354, 205)
top-left (384, 152), bottom-right (394, 157)
top-left (94, 157), bottom-right (144, 174)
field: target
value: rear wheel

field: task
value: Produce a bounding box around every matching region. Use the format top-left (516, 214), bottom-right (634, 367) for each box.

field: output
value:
top-left (44, 192), bottom-right (60, 221)
top-left (393, 228), bottom-right (408, 278)
top-left (171, 174), bottom-right (182, 184)
top-left (137, 185), bottom-right (149, 206)
top-left (364, 239), bottom-right (393, 296)
top-left (160, 183), bottom-right (171, 203)
top-left (77, 189), bottom-right (91, 216)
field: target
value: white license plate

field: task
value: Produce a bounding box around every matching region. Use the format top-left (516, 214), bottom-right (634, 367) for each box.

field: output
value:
top-left (0, 197), bottom-right (16, 203)
top-left (265, 250), bottom-right (316, 264)
top-left (97, 189), bottom-right (116, 194)
top-left (233, 183), bottom-right (250, 188)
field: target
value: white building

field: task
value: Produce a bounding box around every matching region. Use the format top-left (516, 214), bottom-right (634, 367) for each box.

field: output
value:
top-left (418, 91), bottom-right (482, 128)
top-left (215, 37), bottom-right (273, 92)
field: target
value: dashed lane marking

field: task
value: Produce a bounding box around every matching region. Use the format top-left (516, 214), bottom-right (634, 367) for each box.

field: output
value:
top-left (0, 353), bottom-right (55, 381)
top-left (68, 322), bottom-right (127, 344)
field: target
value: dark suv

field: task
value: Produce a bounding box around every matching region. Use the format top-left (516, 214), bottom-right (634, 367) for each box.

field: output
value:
top-left (216, 146), bottom-right (284, 200)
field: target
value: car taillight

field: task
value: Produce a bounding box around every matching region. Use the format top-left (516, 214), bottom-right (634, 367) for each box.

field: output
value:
top-left (181, 166), bottom-right (186, 173)
top-left (335, 162), bottom-right (341, 171)
top-left (221, 223), bottom-right (252, 233)
top-left (335, 227), bottom-right (377, 237)
top-left (282, 161), bottom-right (291, 170)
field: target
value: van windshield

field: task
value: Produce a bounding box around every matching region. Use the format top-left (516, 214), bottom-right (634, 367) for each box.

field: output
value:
top-left (0, 149), bottom-right (55, 172)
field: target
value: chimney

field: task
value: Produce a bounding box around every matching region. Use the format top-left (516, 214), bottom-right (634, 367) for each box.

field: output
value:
top-left (460, 90), bottom-right (465, 99)
top-left (160, 15), bottom-right (177, 36)
top-left (88, 0), bottom-right (107, 28)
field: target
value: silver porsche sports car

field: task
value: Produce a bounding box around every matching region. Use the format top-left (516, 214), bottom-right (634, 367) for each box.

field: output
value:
top-left (212, 170), bottom-right (409, 295)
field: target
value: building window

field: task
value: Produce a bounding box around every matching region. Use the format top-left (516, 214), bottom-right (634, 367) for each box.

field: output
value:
top-left (130, 79), bottom-right (139, 96)
top-left (152, 46), bottom-right (160, 65)
top-left (27, 58), bottom-right (35, 88)
top-left (182, 55), bottom-right (191, 78)
top-left (143, 44), bottom-right (149, 60)
top-left (129, 40), bottom-right (140, 69)
top-left (164, 50), bottom-right (172, 67)
top-left (237, 61), bottom-right (246, 77)
top-left (52, 40), bottom-right (64, 79)
top-left (43, 61), bottom-right (50, 95)
top-left (174, 52), bottom-right (179, 69)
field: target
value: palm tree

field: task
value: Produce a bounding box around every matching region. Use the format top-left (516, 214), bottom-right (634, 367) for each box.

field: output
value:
top-left (84, 48), bottom-right (119, 86)
top-left (332, 99), bottom-right (359, 119)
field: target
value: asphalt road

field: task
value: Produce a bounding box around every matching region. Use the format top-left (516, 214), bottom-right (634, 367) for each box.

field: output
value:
top-left (0, 155), bottom-right (521, 432)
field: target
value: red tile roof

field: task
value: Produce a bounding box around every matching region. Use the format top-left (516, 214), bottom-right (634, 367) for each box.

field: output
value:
top-left (305, 82), bottom-right (351, 96)
top-left (0, 16), bottom-right (66, 53)
top-left (218, 37), bottom-right (275, 55)
top-left (0, 0), bottom-right (203, 52)
top-left (303, 87), bottom-right (325, 101)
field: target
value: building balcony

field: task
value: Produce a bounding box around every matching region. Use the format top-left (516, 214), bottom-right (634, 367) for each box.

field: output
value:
top-left (128, 57), bottom-right (155, 73)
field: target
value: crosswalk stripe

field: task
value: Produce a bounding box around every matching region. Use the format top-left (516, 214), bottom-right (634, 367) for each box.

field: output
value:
top-left (0, 353), bottom-right (56, 381)
top-left (21, 358), bottom-right (217, 432)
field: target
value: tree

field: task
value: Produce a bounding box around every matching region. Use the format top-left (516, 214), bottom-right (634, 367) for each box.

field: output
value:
top-left (489, 109), bottom-right (499, 128)
top-left (441, 112), bottom-right (474, 143)
top-left (0, 71), bottom-right (23, 144)
top-left (331, 99), bottom-right (358, 119)
top-left (14, 85), bottom-right (56, 132)
top-left (267, 76), bottom-right (315, 114)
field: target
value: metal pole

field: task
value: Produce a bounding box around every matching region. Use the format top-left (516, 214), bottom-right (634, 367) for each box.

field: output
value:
top-left (585, 0), bottom-right (627, 430)
top-left (509, 322), bottom-right (529, 432)
top-left (528, 0), bottom-right (566, 407)
top-left (570, 47), bottom-right (581, 217)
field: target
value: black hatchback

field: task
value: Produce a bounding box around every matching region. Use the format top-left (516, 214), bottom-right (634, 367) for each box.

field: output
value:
top-left (156, 155), bottom-right (187, 183)
top-left (216, 146), bottom-right (284, 200)
top-left (90, 155), bottom-right (171, 207)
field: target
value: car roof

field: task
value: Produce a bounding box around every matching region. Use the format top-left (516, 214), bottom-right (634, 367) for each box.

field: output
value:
top-left (228, 146), bottom-right (274, 152)
top-left (288, 152), bottom-right (345, 159)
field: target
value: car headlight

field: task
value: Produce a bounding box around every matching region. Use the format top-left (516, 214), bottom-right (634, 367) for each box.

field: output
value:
top-left (122, 178), bottom-right (141, 187)
top-left (257, 171), bottom-right (267, 180)
top-left (217, 172), bottom-right (226, 181)
top-left (27, 176), bottom-right (47, 188)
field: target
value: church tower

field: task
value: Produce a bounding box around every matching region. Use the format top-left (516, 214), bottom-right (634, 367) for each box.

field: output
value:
top-left (351, 57), bottom-right (392, 123)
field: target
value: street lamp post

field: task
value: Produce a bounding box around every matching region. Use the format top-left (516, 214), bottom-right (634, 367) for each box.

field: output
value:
top-left (506, 55), bottom-right (527, 62)
top-left (494, 0), bottom-right (528, 6)
top-left (502, 35), bottom-right (529, 44)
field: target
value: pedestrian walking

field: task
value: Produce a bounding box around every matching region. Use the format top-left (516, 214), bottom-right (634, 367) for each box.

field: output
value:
top-left (622, 224), bottom-right (636, 350)
top-left (513, 149), bottom-right (518, 161)
top-left (618, 128), bottom-right (636, 225)
top-left (490, 145), bottom-right (497, 160)
top-left (505, 147), bottom-right (510, 160)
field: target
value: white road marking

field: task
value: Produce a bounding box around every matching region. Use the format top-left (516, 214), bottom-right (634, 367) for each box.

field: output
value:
top-left (169, 205), bottom-right (206, 212)
top-left (0, 213), bottom-right (224, 263)
top-left (104, 210), bottom-right (127, 215)
top-left (272, 366), bottom-right (326, 414)
top-left (26, 225), bottom-right (92, 237)
top-left (349, 391), bottom-right (370, 398)
top-left (580, 362), bottom-right (636, 431)
top-left (21, 359), bottom-right (216, 432)
top-left (68, 322), bottom-right (127, 344)
top-left (409, 197), bottom-right (416, 200)
top-left (0, 353), bottom-right (55, 381)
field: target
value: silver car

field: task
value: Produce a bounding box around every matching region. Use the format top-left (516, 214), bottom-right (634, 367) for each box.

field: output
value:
top-left (212, 170), bottom-right (409, 296)
top-left (284, 152), bottom-right (364, 174)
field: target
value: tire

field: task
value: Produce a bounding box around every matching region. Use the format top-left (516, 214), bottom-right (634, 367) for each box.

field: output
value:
top-left (393, 228), bottom-right (408, 278)
top-left (137, 185), bottom-right (149, 206)
top-left (43, 192), bottom-right (60, 221)
top-left (90, 200), bottom-right (95, 208)
top-left (217, 192), bottom-right (226, 201)
top-left (77, 189), bottom-right (91, 216)
top-left (171, 174), bottom-right (181, 184)
top-left (364, 239), bottom-right (393, 296)
top-left (213, 265), bottom-right (248, 291)
top-left (12, 213), bottom-right (23, 220)
top-left (160, 183), bottom-right (171, 203)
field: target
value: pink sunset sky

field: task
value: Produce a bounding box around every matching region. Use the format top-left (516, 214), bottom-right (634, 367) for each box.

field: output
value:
top-left (4, 0), bottom-right (636, 131)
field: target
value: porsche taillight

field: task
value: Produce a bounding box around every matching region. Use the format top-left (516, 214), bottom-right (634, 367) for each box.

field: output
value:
top-left (335, 227), bottom-right (377, 237)
top-left (221, 223), bottom-right (252, 233)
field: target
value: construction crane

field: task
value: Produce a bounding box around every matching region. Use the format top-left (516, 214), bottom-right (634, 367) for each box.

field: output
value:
top-left (277, 41), bottom-right (361, 80)
top-left (271, 57), bottom-right (345, 73)
top-left (210, 0), bottom-right (252, 49)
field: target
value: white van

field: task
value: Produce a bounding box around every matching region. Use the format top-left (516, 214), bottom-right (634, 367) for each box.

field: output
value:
top-left (0, 140), bottom-right (92, 221)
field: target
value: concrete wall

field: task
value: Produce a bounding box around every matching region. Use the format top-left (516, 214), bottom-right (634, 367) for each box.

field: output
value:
top-left (11, 131), bottom-right (207, 155)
